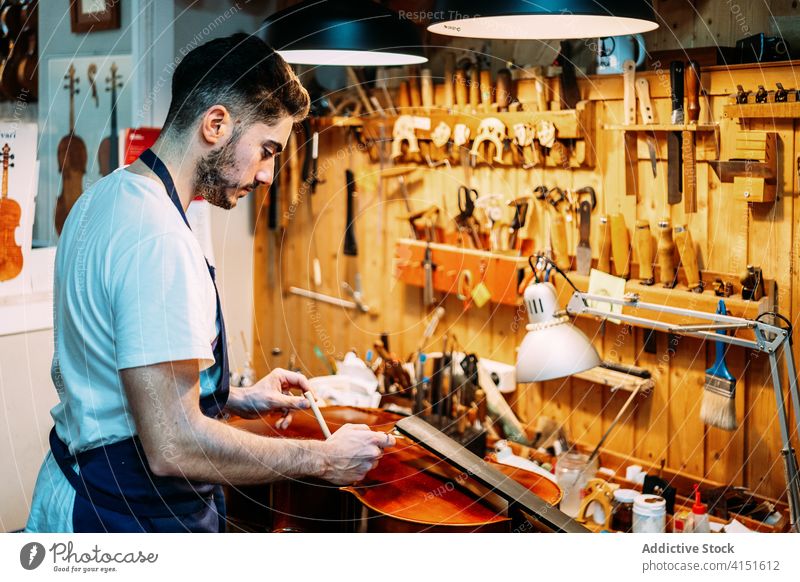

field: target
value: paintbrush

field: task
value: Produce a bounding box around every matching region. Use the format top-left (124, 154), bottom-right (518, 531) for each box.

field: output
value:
top-left (700, 300), bottom-right (738, 430)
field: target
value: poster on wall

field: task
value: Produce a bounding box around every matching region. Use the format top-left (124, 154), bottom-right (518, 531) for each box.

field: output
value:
top-left (45, 55), bottom-right (132, 237)
top-left (0, 123), bottom-right (38, 297)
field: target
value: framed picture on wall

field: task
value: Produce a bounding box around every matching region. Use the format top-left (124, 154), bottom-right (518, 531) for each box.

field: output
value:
top-left (70, 0), bottom-right (121, 33)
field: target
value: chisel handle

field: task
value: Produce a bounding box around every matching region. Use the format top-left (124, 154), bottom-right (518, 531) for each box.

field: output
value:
top-left (496, 68), bottom-right (511, 111)
top-left (609, 213), bottom-right (630, 279)
top-left (597, 215), bottom-right (611, 273)
top-left (550, 209), bottom-right (571, 271)
top-left (444, 54), bottom-right (455, 108)
top-left (454, 69), bottom-right (467, 108)
top-left (469, 64), bottom-right (480, 108)
top-left (656, 219), bottom-right (676, 286)
top-left (634, 220), bottom-right (654, 283)
top-left (673, 225), bottom-right (700, 289)
top-left (686, 60), bottom-right (700, 123)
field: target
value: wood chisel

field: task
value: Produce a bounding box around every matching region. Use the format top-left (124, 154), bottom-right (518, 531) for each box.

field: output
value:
top-left (623, 60), bottom-right (636, 125)
top-left (408, 67), bottom-right (422, 108)
top-left (454, 67), bottom-right (467, 110)
top-left (495, 67), bottom-right (512, 111)
top-left (609, 213), bottom-right (631, 279)
top-left (423, 241), bottom-right (435, 307)
top-left (469, 63), bottom-right (480, 109)
top-left (597, 215), bottom-right (612, 273)
top-left (656, 219), bottom-right (677, 288)
top-left (443, 53), bottom-right (455, 109)
top-left (683, 60), bottom-right (700, 213)
top-left (575, 200), bottom-right (593, 275)
top-left (548, 190), bottom-right (571, 271)
top-left (668, 61), bottom-right (684, 205)
top-left (635, 78), bottom-right (657, 178)
top-left (420, 68), bottom-right (434, 110)
top-left (673, 224), bottom-right (703, 292)
top-left (634, 220), bottom-right (655, 285)
top-left (507, 196), bottom-right (530, 251)
top-left (479, 68), bottom-right (492, 112)
top-left (344, 168), bottom-right (358, 257)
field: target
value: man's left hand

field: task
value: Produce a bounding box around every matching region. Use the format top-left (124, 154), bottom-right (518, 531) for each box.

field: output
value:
top-left (229, 368), bottom-right (313, 426)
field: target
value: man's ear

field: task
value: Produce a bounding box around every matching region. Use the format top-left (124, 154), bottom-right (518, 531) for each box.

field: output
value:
top-left (199, 105), bottom-right (231, 145)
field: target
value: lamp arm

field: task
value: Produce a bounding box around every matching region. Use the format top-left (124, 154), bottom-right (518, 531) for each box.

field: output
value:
top-left (566, 292), bottom-right (787, 353)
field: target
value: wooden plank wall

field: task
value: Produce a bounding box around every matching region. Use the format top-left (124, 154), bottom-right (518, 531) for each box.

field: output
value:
top-left (253, 5), bottom-right (800, 503)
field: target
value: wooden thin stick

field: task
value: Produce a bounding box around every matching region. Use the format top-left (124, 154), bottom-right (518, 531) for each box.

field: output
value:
top-left (305, 392), bottom-right (332, 439)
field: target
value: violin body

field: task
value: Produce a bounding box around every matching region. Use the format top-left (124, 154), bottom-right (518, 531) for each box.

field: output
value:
top-left (0, 196), bottom-right (22, 281)
top-left (54, 132), bottom-right (87, 234)
top-left (225, 406), bottom-right (562, 533)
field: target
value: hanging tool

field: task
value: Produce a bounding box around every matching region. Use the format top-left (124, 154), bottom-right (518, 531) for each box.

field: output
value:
top-left (683, 61), bottom-right (700, 213)
top-left (597, 215), bottom-right (611, 273)
top-left (423, 241), bottom-right (436, 307)
top-left (344, 168), bottom-right (358, 257)
top-left (496, 66), bottom-right (512, 111)
top-left (546, 187), bottom-right (571, 271)
top-left (575, 200), bottom-right (593, 276)
top-left (668, 61), bottom-right (684, 206)
top-left (674, 224), bottom-right (703, 293)
top-left (507, 196), bottom-right (530, 251)
top-left (634, 220), bottom-right (655, 285)
top-left (609, 213), bottom-right (631, 279)
top-left (656, 219), bottom-right (677, 288)
top-left (635, 78), bottom-right (658, 179)
top-left (266, 153), bottom-right (281, 287)
top-left (455, 185), bottom-right (483, 249)
top-left (623, 59), bottom-right (636, 125)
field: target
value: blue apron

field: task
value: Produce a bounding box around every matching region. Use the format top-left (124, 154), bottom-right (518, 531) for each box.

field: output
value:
top-left (49, 149), bottom-right (231, 532)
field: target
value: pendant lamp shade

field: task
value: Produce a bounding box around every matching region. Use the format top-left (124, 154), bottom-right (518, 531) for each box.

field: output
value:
top-left (516, 282), bottom-right (600, 382)
top-left (263, 0), bottom-right (427, 66)
top-left (428, 0), bottom-right (658, 40)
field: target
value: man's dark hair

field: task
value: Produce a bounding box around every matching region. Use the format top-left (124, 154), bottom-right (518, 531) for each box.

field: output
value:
top-left (164, 33), bottom-right (309, 134)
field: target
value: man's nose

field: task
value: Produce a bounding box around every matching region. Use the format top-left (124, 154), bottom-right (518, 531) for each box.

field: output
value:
top-left (255, 159), bottom-right (275, 186)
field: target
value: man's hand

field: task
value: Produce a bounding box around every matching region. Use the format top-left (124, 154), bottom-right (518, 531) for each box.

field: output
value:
top-left (226, 368), bottom-right (313, 424)
top-left (320, 424), bottom-right (396, 485)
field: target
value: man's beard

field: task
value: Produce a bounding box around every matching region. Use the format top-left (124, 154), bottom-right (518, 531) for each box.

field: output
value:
top-left (194, 131), bottom-right (255, 209)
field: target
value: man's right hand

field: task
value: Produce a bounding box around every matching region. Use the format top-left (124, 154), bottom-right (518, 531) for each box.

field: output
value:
top-left (320, 423), bottom-right (396, 485)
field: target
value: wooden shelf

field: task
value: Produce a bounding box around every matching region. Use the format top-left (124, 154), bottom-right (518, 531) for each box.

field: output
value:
top-left (604, 123), bottom-right (718, 132)
top-left (572, 366), bottom-right (654, 394)
top-left (393, 239), bottom-right (527, 307)
top-left (723, 102), bottom-right (800, 120)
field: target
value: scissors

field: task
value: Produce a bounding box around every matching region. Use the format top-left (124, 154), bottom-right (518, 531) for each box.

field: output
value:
top-left (456, 186), bottom-right (483, 249)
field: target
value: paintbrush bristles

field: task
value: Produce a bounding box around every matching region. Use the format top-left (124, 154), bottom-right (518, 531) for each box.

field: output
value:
top-left (700, 387), bottom-right (738, 431)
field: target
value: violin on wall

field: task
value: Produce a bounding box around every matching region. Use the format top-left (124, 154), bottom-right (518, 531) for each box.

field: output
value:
top-left (54, 63), bottom-right (87, 235)
top-left (0, 142), bottom-right (22, 282)
top-left (98, 62), bottom-right (122, 176)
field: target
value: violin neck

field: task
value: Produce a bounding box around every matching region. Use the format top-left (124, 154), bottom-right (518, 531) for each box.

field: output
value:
top-left (109, 86), bottom-right (118, 169)
top-left (69, 85), bottom-right (75, 133)
top-left (2, 165), bottom-right (7, 200)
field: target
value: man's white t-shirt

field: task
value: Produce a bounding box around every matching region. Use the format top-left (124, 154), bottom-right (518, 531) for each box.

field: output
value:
top-left (25, 167), bottom-right (219, 532)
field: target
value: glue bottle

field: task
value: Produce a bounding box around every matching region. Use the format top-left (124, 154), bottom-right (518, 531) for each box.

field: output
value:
top-left (687, 484), bottom-right (710, 533)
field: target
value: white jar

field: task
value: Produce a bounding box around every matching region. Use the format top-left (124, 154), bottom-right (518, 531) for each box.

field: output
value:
top-left (633, 494), bottom-right (666, 533)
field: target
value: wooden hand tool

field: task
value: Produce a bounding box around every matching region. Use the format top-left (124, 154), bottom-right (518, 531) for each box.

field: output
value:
top-left (609, 213), bottom-right (631, 279)
top-left (635, 78), bottom-right (657, 179)
top-left (634, 220), bottom-right (655, 285)
top-left (397, 80), bottom-right (410, 109)
top-left (683, 60), bottom-right (700, 213)
top-left (409, 67), bottom-right (422, 107)
top-left (443, 54), bottom-right (455, 109)
top-left (547, 188), bottom-right (571, 271)
top-left (507, 196), bottom-right (530, 251)
top-left (495, 67), bottom-right (512, 112)
top-left (656, 219), bottom-right (677, 288)
top-left (469, 63), bottom-right (480, 109)
top-left (623, 60), bottom-right (636, 125)
top-left (673, 224), bottom-right (703, 292)
top-left (479, 68), bottom-right (492, 112)
top-left (668, 61), bottom-right (684, 206)
top-left (420, 68), bottom-right (434, 109)
top-left (344, 169), bottom-right (359, 257)
top-left (597, 215), bottom-right (611, 273)
top-left (575, 200), bottom-right (593, 275)
top-left (686, 60), bottom-right (700, 123)
top-left (454, 67), bottom-right (467, 110)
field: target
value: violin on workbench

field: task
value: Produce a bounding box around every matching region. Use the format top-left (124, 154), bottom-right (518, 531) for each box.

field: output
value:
top-left (0, 142), bottom-right (21, 281)
top-left (225, 406), bottom-right (570, 533)
top-left (54, 63), bottom-right (87, 235)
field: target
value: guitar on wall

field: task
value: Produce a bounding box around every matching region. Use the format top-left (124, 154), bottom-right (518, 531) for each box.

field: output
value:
top-left (98, 62), bottom-right (122, 176)
top-left (0, 142), bottom-right (22, 282)
top-left (54, 63), bottom-right (87, 235)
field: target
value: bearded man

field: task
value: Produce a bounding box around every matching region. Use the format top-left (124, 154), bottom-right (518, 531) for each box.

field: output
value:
top-left (25, 33), bottom-right (391, 533)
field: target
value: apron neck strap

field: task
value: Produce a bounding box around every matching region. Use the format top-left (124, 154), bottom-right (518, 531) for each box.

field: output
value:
top-left (139, 148), bottom-right (192, 231)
